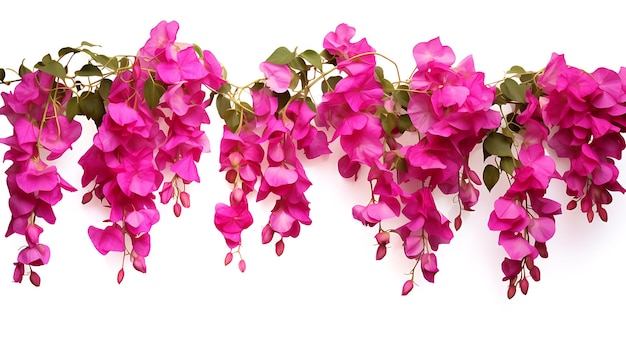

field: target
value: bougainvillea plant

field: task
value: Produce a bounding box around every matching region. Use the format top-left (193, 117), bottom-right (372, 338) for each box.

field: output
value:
top-left (1, 21), bottom-right (624, 298)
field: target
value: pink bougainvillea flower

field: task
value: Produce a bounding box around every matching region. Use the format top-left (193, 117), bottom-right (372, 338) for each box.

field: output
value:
top-left (17, 244), bottom-right (51, 266)
top-left (87, 225), bottom-right (125, 255)
top-left (498, 231), bottom-right (538, 260)
top-left (420, 253), bottom-right (439, 283)
top-left (259, 62), bottom-right (292, 93)
top-left (488, 198), bottom-right (530, 233)
top-left (413, 37), bottom-right (456, 70)
top-left (157, 46), bottom-right (209, 84)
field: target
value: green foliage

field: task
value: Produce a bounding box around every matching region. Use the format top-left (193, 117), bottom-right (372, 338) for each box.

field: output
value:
top-left (266, 47), bottom-right (295, 65)
top-left (483, 132), bottom-right (513, 159)
top-left (75, 63), bottom-right (102, 77)
top-left (78, 91), bottom-right (105, 125)
top-left (299, 50), bottom-right (323, 71)
top-left (144, 77), bottom-right (166, 109)
top-left (483, 164), bottom-right (500, 191)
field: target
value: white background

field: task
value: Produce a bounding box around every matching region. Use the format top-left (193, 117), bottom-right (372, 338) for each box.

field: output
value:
top-left (1, 1), bottom-right (625, 350)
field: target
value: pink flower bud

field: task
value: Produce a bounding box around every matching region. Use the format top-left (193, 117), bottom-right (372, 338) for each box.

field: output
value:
top-left (598, 206), bottom-right (608, 222)
top-left (117, 268), bottom-right (125, 284)
top-left (530, 266), bottom-right (541, 281)
top-left (224, 252), bottom-right (233, 266)
top-left (238, 259), bottom-right (246, 273)
top-left (261, 224), bottom-right (274, 244)
top-left (376, 245), bottom-right (387, 260)
top-left (401, 279), bottom-right (414, 296)
top-left (535, 242), bottom-right (548, 258)
top-left (225, 169), bottom-right (238, 183)
top-left (566, 200), bottom-right (577, 210)
top-left (231, 188), bottom-right (244, 203)
top-left (82, 192), bottom-right (93, 204)
top-left (374, 231), bottom-right (390, 245)
top-left (275, 239), bottom-right (285, 256)
top-left (29, 271), bottom-right (41, 287)
top-left (13, 262), bottom-right (24, 283)
top-left (507, 284), bottom-right (516, 299)
top-left (180, 191), bottom-right (191, 208)
top-left (173, 203), bottom-right (182, 217)
top-left (454, 215), bottom-right (462, 231)
top-left (228, 152), bottom-right (243, 167)
top-left (519, 277), bottom-right (529, 295)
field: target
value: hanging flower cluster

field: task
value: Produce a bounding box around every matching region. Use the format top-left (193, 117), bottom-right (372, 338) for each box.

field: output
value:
top-left (1, 20), bottom-right (624, 298)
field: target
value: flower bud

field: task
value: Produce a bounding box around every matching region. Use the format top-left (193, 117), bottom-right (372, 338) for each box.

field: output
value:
top-left (374, 231), bottom-right (390, 245)
top-left (224, 252), bottom-right (233, 266)
top-left (566, 200), bottom-right (577, 210)
top-left (13, 262), bottom-right (24, 283)
top-left (173, 203), bottom-right (182, 217)
top-left (82, 192), bottom-right (93, 204)
top-left (238, 259), bottom-right (246, 273)
top-left (117, 268), bottom-right (125, 284)
top-left (179, 191), bottom-right (191, 208)
top-left (507, 284), bottom-right (516, 299)
top-left (261, 224), bottom-right (274, 244)
top-left (401, 279), bottom-right (414, 296)
top-left (535, 241), bottom-right (548, 258)
top-left (598, 206), bottom-right (608, 222)
top-left (29, 271), bottom-right (41, 287)
top-left (228, 152), bottom-right (243, 167)
top-left (454, 215), bottom-right (462, 231)
top-left (530, 266), bottom-right (541, 281)
top-left (275, 239), bottom-right (285, 256)
top-left (519, 277), bottom-right (529, 295)
top-left (376, 245), bottom-right (387, 260)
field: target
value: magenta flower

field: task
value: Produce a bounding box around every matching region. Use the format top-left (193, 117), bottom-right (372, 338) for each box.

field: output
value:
top-left (488, 198), bottom-right (530, 233)
top-left (260, 62), bottom-right (292, 93)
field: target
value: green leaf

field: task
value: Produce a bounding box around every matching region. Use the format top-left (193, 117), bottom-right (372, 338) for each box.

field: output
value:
top-left (380, 113), bottom-right (396, 136)
top-left (58, 47), bottom-right (80, 57)
top-left (288, 56), bottom-right (307, 71)
top-left (393, 89), bottom-right (410, 109)
top-left (41, 54), bottom-right (52, 64)
top-left (266, 47), bottom-right (295, 65)
top-left (95, 54), bottom-right (118, 70)
top-left (81, 41), bottom-right (100, 47)
top-left (305, 96), bottom-right (317, 113)
top-left (19, 62), bottom-right (31, 77)
top-left (299, 49), bottom-right (323, 71)
top-left (66, 96), bottom-right (81, 121)
top-left (375, 66), bottom-right (385, 81)
top-left (75, 63), bottom-right (102, 77)
top-left (79, 92), bottom-right (105, 125)
top-left (34, 60), bottom-right (66, 79)
top-left (483, 132), bottom-right (513, 158)
top-left (321, 76), bottom-right (342, 93)
top-left (483, 164), bottom-right (500, 191)
top-left (144, 78), bottom-right (166, 109)
top-left (276, 91), bottom-right (291, 112)
top-left (397, 114), bottom-right (412, 133)
top-left (507, 65), bottom-right (526, 74)
top-left (501, 78), bottom-right (528, 103)
top-left (218, 82), bottom-right (231, 94)
top-left (193, 43), bottom-right (203, 57)
top-left (216, 94), bottom-right (232, 119)
top-left (500, 156), bottom-right (516, 175)
top-left (395, 156), bottom-right (408, 173)
top-left (98, 78), bottom-right (113, 101)
top-left (119, 57), bottom-right (131, 69)
top-left (223, 109), bottom-right (240, 133)
top-left (381, 78), bottom-right (394, 94)
top-left (0, 68), bottom-right (5, 82)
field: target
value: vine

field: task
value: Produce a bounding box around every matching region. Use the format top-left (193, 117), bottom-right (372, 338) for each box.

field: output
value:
top-left (1, 20), bottom-right (624, 298)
